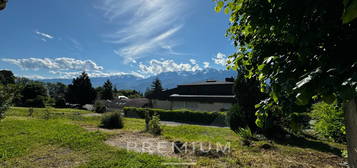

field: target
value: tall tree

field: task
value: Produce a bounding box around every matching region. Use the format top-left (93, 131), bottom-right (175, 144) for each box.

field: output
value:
top-left (66, 72), bottom-right (96, 105)
top-left (0, 70), bottom-right (15, 85)
top-left (151, 78), bottom-right (163, 94)
top-left (216, 0), bottom-right (357, 165)
top-left (101, 80), bottom-right (114, 100)
top-left (20, 82), bottom-right (48, 107)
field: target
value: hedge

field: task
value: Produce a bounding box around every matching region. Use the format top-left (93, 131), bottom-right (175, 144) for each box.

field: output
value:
top-left (123, 107), bottom-right (226, 126)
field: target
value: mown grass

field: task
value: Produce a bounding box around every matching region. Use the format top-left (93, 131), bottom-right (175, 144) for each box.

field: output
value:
top-left (1, 107), bottom-right (347, 168)
top-left (1, 108), bottom-right (177, 168)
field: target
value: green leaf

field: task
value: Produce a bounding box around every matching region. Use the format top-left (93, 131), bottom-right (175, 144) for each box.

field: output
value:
top-left (255, 104), bottom-right (261, 109)
top-left (343, 0), bottom-right (357, 23)
top-left (215, 1), bottom-right (224, 13)
top-left (271, 91), bottom-right (279, 103)
top-left (224, 7), bottom-right (230, 14)
top-left (267, 0), bottom-right (272, 3)
top-left (258, 64), bottom-right (266, 71)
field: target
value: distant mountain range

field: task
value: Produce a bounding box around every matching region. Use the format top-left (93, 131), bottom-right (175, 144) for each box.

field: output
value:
top-left (39, 69), bottom-right (237, 92)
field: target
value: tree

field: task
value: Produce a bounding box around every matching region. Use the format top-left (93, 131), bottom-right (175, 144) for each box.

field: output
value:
top-left (0, 85), bottom-right (11, 121)
top-left (0, 70), bottom-right (15, 118)
top-left (151, 78), bottom-right (163, 94)
top-left (0, 70), bottom-right (15, 85)
top-left (47, 82), bottom-right (66, 99)
top-left (227, 71), bottom-right (263, 132)
top-left (101, 80), bottom-right (114, 100)
top-left (216, 0), bottom-right (357, 165)
top-left (20, 82), bottom-right (48, 107)
top-left (0, 0), bottom-right (7, 11)
top-left (145, 78), bottom-right (164, 98)
top-left (66, 72), bottom-right (97, 105)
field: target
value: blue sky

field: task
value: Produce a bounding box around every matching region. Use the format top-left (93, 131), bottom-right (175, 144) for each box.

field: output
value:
top-left (0, 0), bottom-right (235, 79)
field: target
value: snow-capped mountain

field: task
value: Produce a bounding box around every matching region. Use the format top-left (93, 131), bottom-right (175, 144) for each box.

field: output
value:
top-left (39, 69), bottom-right (237, 92)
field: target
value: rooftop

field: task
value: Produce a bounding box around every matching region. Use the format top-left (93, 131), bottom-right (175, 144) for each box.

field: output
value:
top-left (178, 80), bottom-right (234, 86)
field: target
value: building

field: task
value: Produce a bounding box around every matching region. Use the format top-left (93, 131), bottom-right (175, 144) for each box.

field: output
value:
top-left (149, 78), bottom-right (235, 112)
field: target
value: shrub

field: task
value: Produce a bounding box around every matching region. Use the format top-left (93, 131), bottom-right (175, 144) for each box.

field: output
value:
top-left (94, 101), bottom-right (107, 113)
top-left (100, 112), bottom-right (124, 129)
top-left (28, 108), bottom-right (34, 117)
top-left (226, 104), bottom-right (243, 131)
top-left (149, 115), bottom-right (161, 135)
top-left (54, 97), bottom-right (66, 108)
top-left (236, 127), bottom-right (255, 146)
top-left (310, 102), bottom-right (346, 143)
top-left (43, 107), bottom-right (51, 120)
top-left (123, 107), bottom-right (226, 126)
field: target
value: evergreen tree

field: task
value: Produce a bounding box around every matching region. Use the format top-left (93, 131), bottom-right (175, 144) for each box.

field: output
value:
top-left (66, 72), bottom-right (97, 105)
top-left (151, 78), bottom-right (163, 94)
top-left (101, 80), bottom-right (114, 100)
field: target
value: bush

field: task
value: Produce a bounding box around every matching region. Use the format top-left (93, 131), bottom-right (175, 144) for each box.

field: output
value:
top-left (54, 97), bottom-right (66, 108)
top-left (149, 115), bottom-right (161, 135)
top-left (310, 102), bottom-right (346, 143)
top-left (236, 127), bottom-right (255, 146)
top-left (28, 108), bottom-right (34, 117)
top-left (25, 96), bottom-right (46, 108)
top-left (123, 107), bottom-right (226, 126)
top-left (226, 104), bottom-right (243, 131)
top-left (42, 107), bottom-right (51, 120)
top-left (100, 112), bottom-right (124, 129)
top-left (94, 101), bottom-right (107, 113)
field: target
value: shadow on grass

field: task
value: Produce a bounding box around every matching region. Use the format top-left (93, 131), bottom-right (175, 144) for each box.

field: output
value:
top-left (274, 136), bottom-right (343, 156)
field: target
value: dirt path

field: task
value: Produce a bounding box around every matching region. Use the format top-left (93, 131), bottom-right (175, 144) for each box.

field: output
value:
top-left (104, 131), bottom-right (177, 157)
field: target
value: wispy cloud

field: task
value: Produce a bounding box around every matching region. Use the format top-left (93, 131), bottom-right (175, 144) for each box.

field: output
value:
top-left (98, 0), bottom-right (186, 63)
top-left (35, 31), bottom-right (54, 41)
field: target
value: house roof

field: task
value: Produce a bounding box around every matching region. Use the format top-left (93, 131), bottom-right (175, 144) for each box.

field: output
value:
top-left (148, 79), bottom-right (236, 103)
top-left (178, 81), bottom-right (234, 86)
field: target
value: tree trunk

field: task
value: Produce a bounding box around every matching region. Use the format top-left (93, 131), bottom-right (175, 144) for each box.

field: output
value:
top-left (344, 98), bottom-right (357, 168)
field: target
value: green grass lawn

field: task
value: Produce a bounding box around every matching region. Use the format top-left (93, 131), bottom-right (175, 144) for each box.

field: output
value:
top-left (0, 107), bottom-right (347, 168)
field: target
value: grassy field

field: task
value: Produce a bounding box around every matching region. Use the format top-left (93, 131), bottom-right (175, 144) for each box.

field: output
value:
top-left (0, 107), bottom-right (347, 167)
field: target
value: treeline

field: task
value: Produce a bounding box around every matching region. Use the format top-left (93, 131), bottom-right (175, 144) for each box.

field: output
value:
top-left (0, 70), bottom-right (143, 109)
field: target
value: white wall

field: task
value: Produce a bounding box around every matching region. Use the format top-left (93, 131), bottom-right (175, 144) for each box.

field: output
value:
top-left (152, 99), bottom-right (232, 112)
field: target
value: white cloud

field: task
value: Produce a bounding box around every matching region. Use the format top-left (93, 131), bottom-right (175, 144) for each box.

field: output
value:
top-left (189, 59), bottom-right (197, 65)
top-left (98, 0), bottom-right (186, 63)
top-left (35, 31), bottom-right (54, 40)
top-left (213, 52), bottom-right (233, 66)
top-left (1, 57), bottom-right (103, 71)
top-left (203, 62), bottom-right (210, 68)
top-left (138, 59), bottom-right (202, 76)
top-left (48, 70), bottom-right (144, 79)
